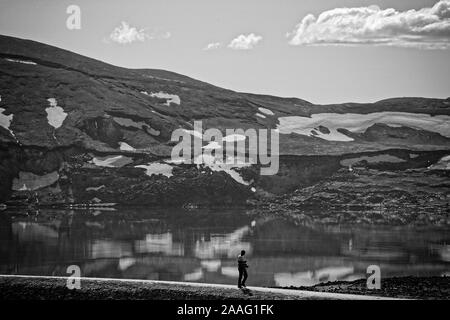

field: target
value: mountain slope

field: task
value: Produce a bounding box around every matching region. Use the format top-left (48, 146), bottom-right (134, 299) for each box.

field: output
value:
top-left (0, 34), bottom-right (449, 213)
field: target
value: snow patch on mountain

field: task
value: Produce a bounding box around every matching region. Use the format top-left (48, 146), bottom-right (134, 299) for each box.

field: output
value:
top-left (258, 107), bottom-right (274, 115)
top-left (428, 155), bottom-right (450, 170)
top-left (135, 162), bottom-right (173, 178)
top-left (165, 153), bottom-right (250, 185)
top-left (5, 58), bottom-right (37, 65)
top-left (222, 134), bottom-right (246, 142)
top-left (183, 129), bottom-right (203, 139)
top-left (119, 141), bottom-right (135, 151)
top-left (277, 112), bottom-right (450, 142)
top-left (91, 155), bottom-right (132, 168)
top-left (45, 98), bottom-right (67, 129)
top-left (0, 107), bottom-right (14, 137)
top-left (141, 91), bottom-right (181, 106)
top-left (86, 185), bottom-right (105, 192)
top-left (113, 116), bottom-right (146, 129)
top-left (194, 154), bottom-right (250, 185)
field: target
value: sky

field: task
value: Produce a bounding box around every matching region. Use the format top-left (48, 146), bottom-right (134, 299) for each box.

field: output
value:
top-left (0, 0), bottom-right (449, 104)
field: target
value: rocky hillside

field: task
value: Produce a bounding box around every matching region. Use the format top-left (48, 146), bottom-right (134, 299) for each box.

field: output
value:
top-left (0, 34), bottom-right (449, 212)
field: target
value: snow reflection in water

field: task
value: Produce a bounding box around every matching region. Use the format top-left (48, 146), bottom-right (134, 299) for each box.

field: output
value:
top-left (0, 208), bottom-right (448, 287)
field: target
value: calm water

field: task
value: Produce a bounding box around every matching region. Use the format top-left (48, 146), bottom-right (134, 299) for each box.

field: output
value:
top-left (0, 207), bottom-right (449, 287)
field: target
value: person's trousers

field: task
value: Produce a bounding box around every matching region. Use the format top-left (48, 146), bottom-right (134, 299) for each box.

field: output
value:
top-left (238, 267), bottom-right (248, 287)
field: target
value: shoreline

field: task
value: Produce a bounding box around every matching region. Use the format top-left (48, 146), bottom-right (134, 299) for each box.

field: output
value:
top-left (0, 275), bottom-right (396, 300)
top-left (278, 276), bottom-right (449, 300)
top-left (1, 274), bottom-right (447, 300)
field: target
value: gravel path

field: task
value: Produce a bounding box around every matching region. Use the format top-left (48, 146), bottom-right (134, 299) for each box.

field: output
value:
top-left (0, 275), bottom-right (392, 300)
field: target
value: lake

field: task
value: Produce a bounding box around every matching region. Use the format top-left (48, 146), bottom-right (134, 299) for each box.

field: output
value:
top-left (0, 207), bottom-right (448, 287)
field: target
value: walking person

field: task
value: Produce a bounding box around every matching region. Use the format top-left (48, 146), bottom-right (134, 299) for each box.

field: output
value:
top-left (237, 250), bottom-right (248, 288)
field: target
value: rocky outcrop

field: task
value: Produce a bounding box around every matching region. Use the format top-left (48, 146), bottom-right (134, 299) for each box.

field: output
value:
top-left (255, 166), bottom-right (450, 226)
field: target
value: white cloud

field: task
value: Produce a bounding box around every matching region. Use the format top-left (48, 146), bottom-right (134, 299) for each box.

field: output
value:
top-left (203, 42), bottom-right (222, 50)
top-left (228, 33), bottom-right (263, 50)
top-left (287, 0), bottom-right (450, 49)
top-left (109, 21), bottom-right (170, 44)
top-left (110, 21), bottom-right (147, 44)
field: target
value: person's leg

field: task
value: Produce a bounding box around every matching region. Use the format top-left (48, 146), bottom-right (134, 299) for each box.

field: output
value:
top-left (242, 268), bottom-right (248, 287)
top-left (238, 268), bottom-right (243, 288)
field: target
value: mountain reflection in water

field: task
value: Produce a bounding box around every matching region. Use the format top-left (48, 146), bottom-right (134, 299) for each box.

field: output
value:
top-left (0, 208), bottom-right (448, 287)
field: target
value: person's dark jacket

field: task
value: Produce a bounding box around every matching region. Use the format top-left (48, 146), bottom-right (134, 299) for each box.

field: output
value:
top-left (237, 255), bottom-right (248, 268)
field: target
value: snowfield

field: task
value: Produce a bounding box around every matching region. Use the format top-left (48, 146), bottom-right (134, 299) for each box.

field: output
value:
top-left (193, 154), bottom-right (250, 185)
top-left (119, 142), bottom-right (135, 151)
top-left (277, 112), bottom-right (450, 142)
top-left (141, 91), bottom-right (181, 106)
top-left (164, 154), bottom-right (251, 185)
top-left (113, 116), bottom-right (146, 129)
top-left (0, 107), bottom-right (14, 137)
top-left (222, 134), bottom-right (247, 142)
top-left (91, 155), bottom-right (132, 168)
top-left (5, 58), bottom-right (37, 65)
top-left (429, 154), bottom-right (450, 170)
top-left (45, 98), bottom-right (67, 129)
top-left (183, 129), bottom-right (203, 139)
top-left (258, 107), bottom-right (274, 116)
top-left (135, 162), bottom-right (174, 178)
